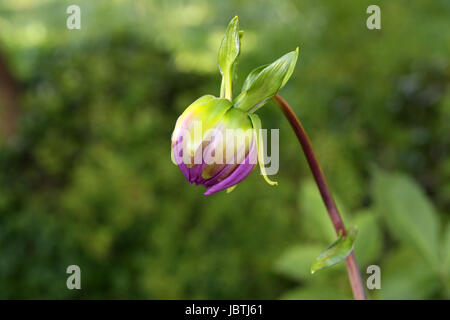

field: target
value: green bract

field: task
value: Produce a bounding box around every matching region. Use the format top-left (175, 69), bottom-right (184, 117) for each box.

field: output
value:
top-left (235, 48), bottom-right (299, 113)
top-left (218, 16), bottom-right (298, 112)
top-left (218, 16), bottom-right (241, 101)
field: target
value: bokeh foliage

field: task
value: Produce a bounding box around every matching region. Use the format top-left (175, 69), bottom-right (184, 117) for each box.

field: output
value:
top-left (0, 0), bottom-right (449, 299)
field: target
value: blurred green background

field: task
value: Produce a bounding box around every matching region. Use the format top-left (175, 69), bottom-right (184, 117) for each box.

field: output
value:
top-left (0, 0), bottom-right (449, 299)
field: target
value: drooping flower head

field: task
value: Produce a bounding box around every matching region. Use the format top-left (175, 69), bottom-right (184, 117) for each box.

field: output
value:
top-left (171, 16), bottom-right (298, 195)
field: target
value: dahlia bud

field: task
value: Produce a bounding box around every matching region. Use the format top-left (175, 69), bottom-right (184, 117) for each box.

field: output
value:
top-left (171, 95), bottom-right (258, 195)
top-left (171, 16), bottom-right (298, 195)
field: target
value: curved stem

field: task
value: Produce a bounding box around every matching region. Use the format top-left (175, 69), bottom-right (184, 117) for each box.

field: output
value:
top-left (274, 94), bottom-right (367, 300)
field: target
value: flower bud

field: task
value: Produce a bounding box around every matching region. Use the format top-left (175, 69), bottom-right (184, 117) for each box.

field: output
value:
top-left (171, 16), bottom-right (297, 195)
top-left (171, 95), bottom-right (257, 195)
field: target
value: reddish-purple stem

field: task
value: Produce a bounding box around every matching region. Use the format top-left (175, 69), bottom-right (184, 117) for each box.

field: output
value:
top-left (274, 94), bottom-right (367, 300)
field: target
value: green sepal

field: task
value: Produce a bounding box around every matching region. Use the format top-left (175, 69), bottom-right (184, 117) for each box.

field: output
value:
top-left (234, 47), bottom-right (299, 113)
top-left (218, 16), bottom-right (241, 101)
top-left (241, 64), bottom-right (268, 92)
top-left (248, 113), bottom-right (277, 186)
top-left (311, 226), bottom-right (358, 274)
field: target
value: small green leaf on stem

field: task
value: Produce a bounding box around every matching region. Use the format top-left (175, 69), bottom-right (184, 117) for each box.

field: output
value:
top-left (311, 226), bottom-right (358, 274)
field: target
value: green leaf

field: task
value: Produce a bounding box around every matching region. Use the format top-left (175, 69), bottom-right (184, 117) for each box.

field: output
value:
top-left (373, 169), bottom-right (440, 268)
top-left (234, 48), bottom-right (299, 113)
top-left (274, 244), bottom-right (324, 281)
top-left (218, 16), bottom-right (240, 101)
top-left (311, 226), bottom-right (357, 274)
top-left (379, 247), bottom-right (440, 300)
top-left (353, 210), bottom-right (383, 266)
top-left (443, 223), bottom-right (450, 273)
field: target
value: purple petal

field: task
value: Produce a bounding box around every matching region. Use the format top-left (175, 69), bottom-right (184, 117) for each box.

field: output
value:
top-left (190, 127), bottom-right (227, 185)
top-left (202, 163), bottom-right (234, 187)
top-left (172, 136), bottom-right (191, 182)
top-left (203, 139), bottom-right (257, 195)
top-left (189, 163), bottom-right (205, 184)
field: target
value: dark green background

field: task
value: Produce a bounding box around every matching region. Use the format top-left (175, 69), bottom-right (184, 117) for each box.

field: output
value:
top-left (0, 0), bottom-right (449, 299)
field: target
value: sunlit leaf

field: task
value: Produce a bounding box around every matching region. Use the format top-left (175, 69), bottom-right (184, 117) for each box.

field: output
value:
top-left (234, 48), bottom-right (298, 113)
top-left (373, 169), bottom-right (440, 267)
top-left (274, 244), bottom-right (324, 281)
top-left (443, 223), bottom-right (450, 274)
top-left (379, 247), bottom-right (440, 300)
top-left (353, 210), bottom-right (383, 266)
